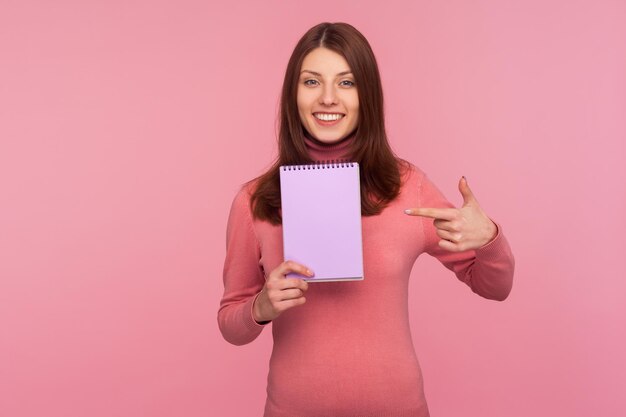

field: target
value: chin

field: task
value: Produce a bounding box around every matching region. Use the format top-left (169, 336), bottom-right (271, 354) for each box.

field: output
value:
top-left (316, 135), bottom-right (344, 144)
top-left (308, 128), bottom-right (350, 144)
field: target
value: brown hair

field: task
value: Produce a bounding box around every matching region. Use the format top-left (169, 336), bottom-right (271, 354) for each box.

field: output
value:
top-left (250, 22), bottom-right (408, 224)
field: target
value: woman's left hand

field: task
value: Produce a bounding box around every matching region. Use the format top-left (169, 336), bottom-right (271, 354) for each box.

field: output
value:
top-left (404, 176), bottom-right (498, 252)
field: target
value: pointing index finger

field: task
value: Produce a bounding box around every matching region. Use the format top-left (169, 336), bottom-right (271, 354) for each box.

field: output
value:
top-left (405, 207), bottom-right (457, 220)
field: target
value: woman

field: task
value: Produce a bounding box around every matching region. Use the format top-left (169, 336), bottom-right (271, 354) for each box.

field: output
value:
top-left (218, 22), bottom-right (514, 417)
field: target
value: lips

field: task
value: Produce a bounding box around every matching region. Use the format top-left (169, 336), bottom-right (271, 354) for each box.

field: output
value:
top-left (313, 114), bottom-right (344, 126)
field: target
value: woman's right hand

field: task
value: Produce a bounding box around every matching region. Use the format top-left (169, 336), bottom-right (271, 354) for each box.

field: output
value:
top-left (252, 261), bottom-right (313, 323)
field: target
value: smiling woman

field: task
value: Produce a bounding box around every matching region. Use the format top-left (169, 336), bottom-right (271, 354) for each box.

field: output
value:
top-left (297, 47), bottom-right (359, 143)
top-left (217, 22), bottom-right (515, 417)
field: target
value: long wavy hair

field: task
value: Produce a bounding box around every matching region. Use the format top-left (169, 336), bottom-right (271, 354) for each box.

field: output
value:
top-left (250, 22), bottom-right (408, 224)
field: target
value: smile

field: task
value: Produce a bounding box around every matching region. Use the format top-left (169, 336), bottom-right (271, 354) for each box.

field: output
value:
top-left (313, 113), bottom-right (345, 121)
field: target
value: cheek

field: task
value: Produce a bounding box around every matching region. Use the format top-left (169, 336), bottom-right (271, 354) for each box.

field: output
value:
top-left (349, 99), bottom-right (359, 126)
top-left (350, 103), bottom-right (359, 122)
top-left (351, 113), bottom-right (359, 128)
top-left (349, 93), bottom-right (359, 114)
top-left (296, 92), bottom-right (310, 116)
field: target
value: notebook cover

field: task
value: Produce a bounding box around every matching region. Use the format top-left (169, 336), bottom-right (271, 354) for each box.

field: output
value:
top-left (279, 162), bottom-right (364, 282)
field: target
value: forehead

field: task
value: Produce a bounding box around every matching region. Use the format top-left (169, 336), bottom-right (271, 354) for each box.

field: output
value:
top-left (301, 47), bottom-right (351, 74)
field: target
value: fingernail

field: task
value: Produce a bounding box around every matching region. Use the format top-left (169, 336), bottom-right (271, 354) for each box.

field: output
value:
top-left (307, 269), bottom-right (314, 276)
top-left (404, 209), bottom-right (412, 214)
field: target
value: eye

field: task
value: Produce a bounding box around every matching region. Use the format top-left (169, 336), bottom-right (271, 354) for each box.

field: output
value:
top-left (340, 80), bottom-right (355, 87)
top-left (303, 79), bottom-right (318, 86)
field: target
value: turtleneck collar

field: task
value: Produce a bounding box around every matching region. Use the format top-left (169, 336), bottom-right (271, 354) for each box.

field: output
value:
top-left (303, 130), bottom-right (356, 162)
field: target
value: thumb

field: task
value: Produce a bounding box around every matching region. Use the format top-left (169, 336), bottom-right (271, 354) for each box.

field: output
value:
top-left (459, 176), bottom-right (477, 206)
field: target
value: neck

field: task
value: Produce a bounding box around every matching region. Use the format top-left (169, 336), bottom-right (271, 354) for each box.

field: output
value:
top-left (303, 130), bottom-right (356, 162)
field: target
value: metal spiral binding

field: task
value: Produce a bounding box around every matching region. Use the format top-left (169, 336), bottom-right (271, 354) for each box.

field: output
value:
top-left (281, 159), bottom-right (356, 171)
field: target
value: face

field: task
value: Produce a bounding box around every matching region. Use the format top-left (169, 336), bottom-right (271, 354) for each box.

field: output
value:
top-left (297, 47), bottom-right (359, 144)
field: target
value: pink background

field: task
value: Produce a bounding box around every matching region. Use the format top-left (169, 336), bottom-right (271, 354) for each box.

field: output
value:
top-left (1, 1), bottom-right (625, 416)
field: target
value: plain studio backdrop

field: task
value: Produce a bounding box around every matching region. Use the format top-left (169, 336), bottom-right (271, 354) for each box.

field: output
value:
top-left (1, 1), bottom-right (624, 416)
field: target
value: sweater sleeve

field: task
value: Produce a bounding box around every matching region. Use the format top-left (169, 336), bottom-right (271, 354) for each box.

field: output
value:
top-left (418, 173), bottom-right (515, 301)
top-left (217, 186), bottom-right (269, 346)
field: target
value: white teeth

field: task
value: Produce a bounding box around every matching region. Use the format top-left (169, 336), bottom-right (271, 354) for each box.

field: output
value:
top-left (314, 113), bottom-right (343, 121)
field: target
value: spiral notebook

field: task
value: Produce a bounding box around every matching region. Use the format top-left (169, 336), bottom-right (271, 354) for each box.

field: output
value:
top-left (279, 161), bottom-right (364, 282)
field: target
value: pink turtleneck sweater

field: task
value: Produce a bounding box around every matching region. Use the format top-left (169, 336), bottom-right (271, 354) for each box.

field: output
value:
top-left (218, 134), bottom-right (515, 417)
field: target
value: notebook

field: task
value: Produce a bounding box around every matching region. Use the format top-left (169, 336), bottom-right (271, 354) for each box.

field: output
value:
top-left (279, 161), bottom-right (364, 282)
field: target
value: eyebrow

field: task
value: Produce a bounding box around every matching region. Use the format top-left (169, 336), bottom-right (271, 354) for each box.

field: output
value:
top-left (300, 70), bottom-right (353, 77)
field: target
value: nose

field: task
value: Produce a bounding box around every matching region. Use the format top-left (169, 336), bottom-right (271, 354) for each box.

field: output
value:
top-left (319, 83), bottom-right (337, 106)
